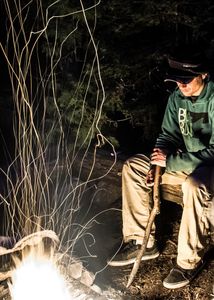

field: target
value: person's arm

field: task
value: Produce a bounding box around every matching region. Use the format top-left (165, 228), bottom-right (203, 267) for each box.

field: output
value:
top-left (145, 93), bottom-right (181, 186)
top-left (166, 146), bottom-right (214, 172)
top-left (155, 93), bottom-right (183, 153)
top-left (156, 92), bottom-right (214, 172)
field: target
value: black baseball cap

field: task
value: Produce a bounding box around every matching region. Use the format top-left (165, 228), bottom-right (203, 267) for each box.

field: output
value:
top-left (164, 45), bottom-right (208, 84)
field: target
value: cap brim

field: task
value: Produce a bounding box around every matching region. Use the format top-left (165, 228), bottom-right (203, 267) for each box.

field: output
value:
top-left (164, 76), bottom-right (195, 84)
top-left (164, 68), bottom-right (198, 84)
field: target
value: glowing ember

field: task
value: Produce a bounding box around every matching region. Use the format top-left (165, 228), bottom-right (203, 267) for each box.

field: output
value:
top-left (9, 254), bottom-right (71, 300)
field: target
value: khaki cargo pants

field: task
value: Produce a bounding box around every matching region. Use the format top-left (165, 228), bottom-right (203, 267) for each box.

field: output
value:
top-left (122, 154), bottom-right (214, 269)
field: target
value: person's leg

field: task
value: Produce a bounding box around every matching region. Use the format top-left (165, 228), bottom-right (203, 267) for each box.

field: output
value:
top-left (122, 159), bottom-right (190, 243)
top-left (122, 154), bottom-right (154, 245)
top-left (109, 157), bottom-right (190, 266)
top-left (109, 157), bottom-right (189, 266)
top-left (177, 166), bottom-right (214, 268)
top-left (108, 154), bottom-right (159, 266)
top-left (163, 166), bottom-right (214, 289)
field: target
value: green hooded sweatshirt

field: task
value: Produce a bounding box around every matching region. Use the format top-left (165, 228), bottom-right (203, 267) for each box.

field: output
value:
top-left (155, 80), bottom-right (214, 172)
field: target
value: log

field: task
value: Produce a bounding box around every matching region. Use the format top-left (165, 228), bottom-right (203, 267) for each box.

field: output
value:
top-left (161, 184), bottom-right (183, 206)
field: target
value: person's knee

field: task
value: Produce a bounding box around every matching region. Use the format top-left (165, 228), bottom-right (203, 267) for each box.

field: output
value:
top-left (182, 175), bottom-right (206, 206)
top-left (122, 156), bottom-right (140, 173)
top-left (122, 158), bottom-right (138, 181)
top-left (122, 154), bottom-right (150, 181)
top-left (122, 157), bottom-right (132, 174)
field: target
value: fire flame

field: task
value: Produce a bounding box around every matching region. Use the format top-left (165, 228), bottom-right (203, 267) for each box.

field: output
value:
top-left (9, 253), bottom-right (71, 300)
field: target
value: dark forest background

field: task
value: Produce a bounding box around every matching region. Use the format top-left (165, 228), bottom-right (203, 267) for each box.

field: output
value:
top-left (0, 1), bottom-right (214, 290)
top-left (0, 0), bottom-right (214, 162)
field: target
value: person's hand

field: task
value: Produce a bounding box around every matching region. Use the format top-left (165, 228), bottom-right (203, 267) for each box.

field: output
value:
top-left (150, 148), bottom-right (168, 167)
top-left (146, 167), bottom-right (155, 187)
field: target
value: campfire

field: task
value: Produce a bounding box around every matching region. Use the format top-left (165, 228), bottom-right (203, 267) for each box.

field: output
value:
top-left (0, 230), bottom-right (108, 300)
top-left (0, 231), bottom-right (72, 299)
top-left (9, 251), bottom-right (71, 300)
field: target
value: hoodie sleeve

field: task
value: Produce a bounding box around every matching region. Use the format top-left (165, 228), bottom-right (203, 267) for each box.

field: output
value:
top-left (155, 93), bottom-right (183, 152)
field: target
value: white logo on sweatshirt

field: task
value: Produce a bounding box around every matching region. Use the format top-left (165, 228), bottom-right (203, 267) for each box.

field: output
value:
top-left (178, 108), bottom-right (193, 137)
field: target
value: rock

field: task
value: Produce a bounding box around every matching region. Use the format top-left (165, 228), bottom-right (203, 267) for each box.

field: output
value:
top-left (68, 261), bottom-right (83, 280)
top-left (80, 269), bottom-right (95, 287)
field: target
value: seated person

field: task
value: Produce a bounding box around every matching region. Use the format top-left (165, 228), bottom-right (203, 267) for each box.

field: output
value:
top-left (108, 45), bottom-right (214, 289)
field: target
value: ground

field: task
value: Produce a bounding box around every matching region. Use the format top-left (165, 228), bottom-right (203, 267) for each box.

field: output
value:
top-left (105, 218), bottom-right (214, 299)
top-left (0, 148), bottom-right (213, 299)
top-left (83, 200), bottom-right (214, 300)
top-left (72, 148), bottom-right (214, 300)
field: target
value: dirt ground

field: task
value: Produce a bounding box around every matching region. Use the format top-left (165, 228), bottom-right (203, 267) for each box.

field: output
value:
top-left (72, 149), bottom-right (214, 300)
top-left (0, 149), bottom-right (213, 299)
top-left (79, 200), bottom-right (213, 300)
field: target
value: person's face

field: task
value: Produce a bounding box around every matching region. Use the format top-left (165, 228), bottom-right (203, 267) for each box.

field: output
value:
top-left (177, 74), bottom-right (207, 97)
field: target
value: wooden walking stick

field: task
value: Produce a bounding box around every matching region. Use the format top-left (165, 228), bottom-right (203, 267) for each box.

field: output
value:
top-left (126, 164), bottom-right (162, 288)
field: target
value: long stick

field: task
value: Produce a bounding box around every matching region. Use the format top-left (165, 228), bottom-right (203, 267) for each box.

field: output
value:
top-left (126, 165), bottom-right (162, 288)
